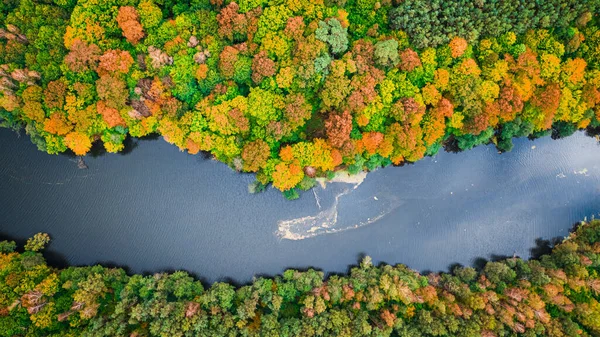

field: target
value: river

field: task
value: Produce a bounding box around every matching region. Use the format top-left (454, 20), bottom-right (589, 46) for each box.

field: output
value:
top-left (0, 127), bottom-right (599, 284)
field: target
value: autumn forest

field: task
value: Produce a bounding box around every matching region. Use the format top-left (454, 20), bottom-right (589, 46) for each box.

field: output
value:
top-left (1, 220), bottom-right (600, 337)
top-left (2, 0), bottom-right (600, 197)
top-left (2, 0), bottom-right (600, 336)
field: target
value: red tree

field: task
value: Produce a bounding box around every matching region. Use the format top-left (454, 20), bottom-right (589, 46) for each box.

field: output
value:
top-left (399, 48), bottom-right (421, 72)
top-left (98, 50), bottom-right (134, 74)
top-left (116, 6), bottom-right (144, 44)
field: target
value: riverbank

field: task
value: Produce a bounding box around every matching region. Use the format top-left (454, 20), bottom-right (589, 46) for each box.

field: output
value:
top-left (2, 0), bottom-right (600, 197)
top-left (316, 171), bottom-right (368, 189)
top-left (2, 219), bottom-right (599, 336)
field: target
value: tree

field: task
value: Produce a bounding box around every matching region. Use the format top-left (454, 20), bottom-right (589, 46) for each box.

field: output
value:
top-left (0, 240), bottom-right (16, 253)
top-left (325, 111), bottom-right (352, 148)
top-left (97, 101), bottom-right (126, 128)
top-left (43, 113), bottom-right (72, 135)
top-left (43, 80), bottom-right (67, 110)
top-left (72, 273), bottom-right (108, 319)
top-left (64, 39), bottom-right (101, 72)
top-left (116, 6), bottom-right (144, 44)
top-left (217, 2), bottom-right (248, 41)
top-left (247, 87), bottom-right (282, 127)
top-left (360, 132), bottom-right (384, 155)
top-left (561, 58), bottom-right (587, 87)
top-left (320, 60), bottom-right (351, 108)
top-left (272, 161), bottom-right (304, 191)
top-left (218, 46), bottom-right (240, 79)
top-left (22, 101), bottom-right (45, 123)
top-left (251, 50), bottom-right (276, 84)
top-left (64, 132), bottom-right (92, 156)
top-left (374, 39), bottom-right (400, 68)
top-left (449, 37), bottom-right (468, 58)
top-left (96, 75), bottom-right (128, 110)
top-left (484, 262), bottom-right (516, 285)
top-left (315, 18), bottom-right (348, 54)
top-left (283, 93), bottom-right (312, 131)
top-left (399, 48), bottom-right (421, 72)
top-left (497, 84), bottom-right (524, 123)
top-left (241, 139), bottom-right (270, 172)
top-left (25, 233), bottom-right (50, 252)
top-left (97, 49), bottom-right (134, 74)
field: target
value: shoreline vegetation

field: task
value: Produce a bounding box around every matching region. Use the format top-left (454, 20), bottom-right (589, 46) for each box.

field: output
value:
top-left (2, 1), bottom-right (600, 198)
top-left (0, 219), bottom-right (599, 336)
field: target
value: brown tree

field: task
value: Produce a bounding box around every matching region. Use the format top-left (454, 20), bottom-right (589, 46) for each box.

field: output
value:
top-left (284, 93), bottom-right (312, 130)
top-left (43, 80), bottom-right (67, 110)
top-left (216, 2), bottom-right (247, 41)
top-left (64, 39), bottom-right (101, 72)
top-left (325, 111), bottom-right (352, 148)
top-left (96, 75), bottom-right (128, 110)
top-left (241, 139), bottom-right (270, 172)
top-left (218, 46), bottom-right (239, 79)
top-left (251, 51), bottom-right (276, 84)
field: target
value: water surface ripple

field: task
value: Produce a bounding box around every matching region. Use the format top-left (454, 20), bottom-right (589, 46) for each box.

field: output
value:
top-left (0, 128), bottom-right (599, 283)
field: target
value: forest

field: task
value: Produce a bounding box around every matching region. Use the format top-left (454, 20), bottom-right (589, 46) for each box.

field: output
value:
top-left (2, 1), bottom-right (600, 197)
top-left (0, 220), bottom-right (598, 336)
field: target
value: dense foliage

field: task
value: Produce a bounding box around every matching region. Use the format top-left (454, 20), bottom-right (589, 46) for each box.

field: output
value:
top-left (390, 0), bottom-right (599, 48)
top-left (2, 1), bottom-right (600, 197)
top-left (0, 220), bottom-right (599, 336)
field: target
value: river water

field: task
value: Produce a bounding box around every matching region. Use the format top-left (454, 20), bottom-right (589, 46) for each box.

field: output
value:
top-left (0, 127), bottom-right (599, 283)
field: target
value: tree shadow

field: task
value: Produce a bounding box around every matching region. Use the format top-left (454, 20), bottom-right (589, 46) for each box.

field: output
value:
top-left (585, 126), bottom-right (600, 138)
top-left (472, 257), bottom-right (488, 271)
top-left (468, 254), bottom-right (511, 272)
top-left (0, 232), bottom-right (70, 269)
top-left (88, 136), bottom-right (142, 158)
top-left (529, 237), bottom-right (563, 259)
top-left (442, 136), bottom-right (461, 153)
top-left (446, 262), bottom-right (464, 274)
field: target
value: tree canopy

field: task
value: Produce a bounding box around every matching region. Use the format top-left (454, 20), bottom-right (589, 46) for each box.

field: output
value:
top-left (2, 219), bottom-right (600, 336)
top-left (2, 0), bottom-right (600, 198)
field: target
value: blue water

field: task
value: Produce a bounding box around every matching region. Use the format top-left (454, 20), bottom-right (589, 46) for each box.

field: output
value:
top-left (0, 128), bottom-right (599, 283)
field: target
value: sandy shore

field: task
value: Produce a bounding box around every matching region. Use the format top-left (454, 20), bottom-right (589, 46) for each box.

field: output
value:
top-left (316, 170), bottom-right (368, 189)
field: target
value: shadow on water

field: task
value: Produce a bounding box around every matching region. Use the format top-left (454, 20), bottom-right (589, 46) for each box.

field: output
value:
top-left (584, 126), bottom-right (600, 137)
top-left (1, 125), bottom-right (599, 283)
top-left (470, 254), bottom-right (513, 271)
top-left (467, 234), bottom-right (571, 273)
top-left (88, 137), bottom-right (136, 158)
top-left (0, 228), bottom-right (589, 287)
top-left (442, 135), bottom-right (461, 153)
top-left (56, 135), bottom-right (159, 160)
top-left (530, 237), bottom-right (564, 259)
top-left (446, 263), bottom-right (463, 275)
top-left (0, 232), bottom-right (70, 270)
